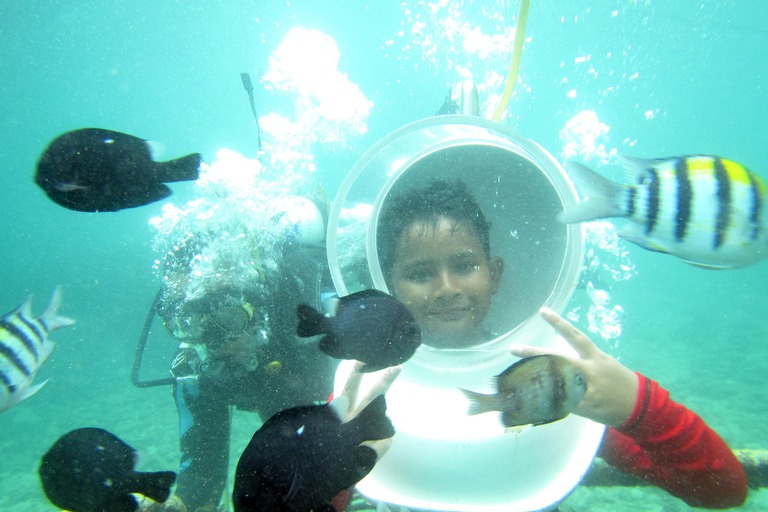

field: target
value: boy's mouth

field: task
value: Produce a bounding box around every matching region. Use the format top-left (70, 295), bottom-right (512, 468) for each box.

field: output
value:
top-left (428, 307), bottom-right (471, 320)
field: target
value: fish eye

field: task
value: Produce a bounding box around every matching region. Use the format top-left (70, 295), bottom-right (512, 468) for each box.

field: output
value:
top-left (403, 323), bottom-right (420, 337)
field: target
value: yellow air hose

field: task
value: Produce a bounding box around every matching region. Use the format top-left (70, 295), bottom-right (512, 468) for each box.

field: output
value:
top-left (492, 0), bottom-right (531, 122)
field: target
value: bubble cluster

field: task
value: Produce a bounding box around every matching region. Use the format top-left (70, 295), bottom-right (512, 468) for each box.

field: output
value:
top-left (559, 110), bottom-right (615, 163)
top-left (568, 221), bottom-right (636, 346)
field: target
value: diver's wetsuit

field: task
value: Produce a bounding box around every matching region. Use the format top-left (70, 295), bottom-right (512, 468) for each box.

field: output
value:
top-left (169, 250), bottom-right (338, 512)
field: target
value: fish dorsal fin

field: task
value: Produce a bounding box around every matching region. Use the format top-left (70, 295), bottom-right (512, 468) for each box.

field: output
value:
top-left (616, 155), bottom-right (657, 184)
top-left (332, 289), bottom-right (392, 316)
top-left (41, 286), bottom-right (76, 332)
top-left (346, 289), bottom-right (391, 300)
top-left (17, 295), bottom-right (34, 320)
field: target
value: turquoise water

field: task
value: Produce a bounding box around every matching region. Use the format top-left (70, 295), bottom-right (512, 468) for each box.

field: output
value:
top-left (1, 1), bottom-right (767, 511)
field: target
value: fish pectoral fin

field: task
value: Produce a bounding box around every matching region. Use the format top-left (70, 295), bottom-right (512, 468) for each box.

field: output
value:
top-left (285, 468), bottom-right (302, 505)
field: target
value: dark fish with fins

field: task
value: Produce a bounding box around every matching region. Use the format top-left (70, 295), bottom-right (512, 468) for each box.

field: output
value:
top-left (233, 394), bottom-right (395, 512)
top-left (39, 428), bottom-right (176, 512)
top-left (35, 128), bottom-right (201, 212)
top-left (241, 72), bottom-right (262, 151)
top-left (297, 289), bottom-right (422, 372)
top-left (460, 355), bottom-right (587, 428)
top-left (436, 89), bottom-right (460, 116)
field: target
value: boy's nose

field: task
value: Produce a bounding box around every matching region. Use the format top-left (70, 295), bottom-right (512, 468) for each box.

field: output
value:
top-left (434, 270), bottom-right (461, 299)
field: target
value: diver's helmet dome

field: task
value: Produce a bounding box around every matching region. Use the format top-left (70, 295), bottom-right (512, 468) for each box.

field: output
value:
top-left (327, 116), bottom-right (604, 511)
top-left (268, 195), bottom-right (326, 246)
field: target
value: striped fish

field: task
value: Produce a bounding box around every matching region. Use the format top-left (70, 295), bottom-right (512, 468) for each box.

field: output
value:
top-left (0, 286), bottom-right (75, 414)
top-left (559, 155), bottom-right (768, 269)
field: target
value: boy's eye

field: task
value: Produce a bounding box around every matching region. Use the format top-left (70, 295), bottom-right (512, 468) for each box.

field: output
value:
top-left (454, 261), bottom-right (480, 274)
top-left (405, 269), bottom-right (433, 282)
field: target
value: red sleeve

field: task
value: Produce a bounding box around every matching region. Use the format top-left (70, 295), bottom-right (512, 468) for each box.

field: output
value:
top-left (598, 373), bottom-right (747, 509)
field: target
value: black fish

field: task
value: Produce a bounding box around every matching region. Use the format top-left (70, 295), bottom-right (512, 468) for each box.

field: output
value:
top-left (39, 428), bottom-right (176, 512)
top-left (297, 289), bottom-right (422, 372)
top-left (241, 72), bottom-right (262, 151)
top-left (435, 89), bottom-right (459, 116)
top-left (233, 394), bottom-right (395, 512)
top-left (34, 128), bottom-right (201, 212)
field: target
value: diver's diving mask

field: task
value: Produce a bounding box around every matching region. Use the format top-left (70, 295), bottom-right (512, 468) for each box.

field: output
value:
top-left (164, 303), bottom-right (255, 340)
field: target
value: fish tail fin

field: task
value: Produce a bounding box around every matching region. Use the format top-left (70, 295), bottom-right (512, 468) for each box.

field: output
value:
top-left (459, 388), bottom-right (498, 416)
top-left (559, 161), bottom-right (626, 224)
top-left (155, 153), bottom-right (201, 183)
top-left (129, 470), bottom-right (177, 503)
top-left (348, 394), bottom-right (395, 441)
top-left (296, 304), bottom-right (328, 337)
top-left (41, 286), bottom-right (75, 333)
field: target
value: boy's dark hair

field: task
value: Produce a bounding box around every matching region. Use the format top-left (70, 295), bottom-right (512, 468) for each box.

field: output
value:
top-left (377, 178), bottom-right (492, 279)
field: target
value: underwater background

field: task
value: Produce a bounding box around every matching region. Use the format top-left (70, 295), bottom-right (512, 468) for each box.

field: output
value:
top-left (1, 1), bottom-right (767, 511)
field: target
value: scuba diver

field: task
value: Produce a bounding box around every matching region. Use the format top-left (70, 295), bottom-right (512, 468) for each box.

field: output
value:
top-left (137, 165), bottom-right (339, 512)
top-left (157, 236), bottom-right (337, 512)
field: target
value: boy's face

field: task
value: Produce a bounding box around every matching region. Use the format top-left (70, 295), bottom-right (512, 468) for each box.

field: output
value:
top-left (390, 216), bottom-right (504, 348)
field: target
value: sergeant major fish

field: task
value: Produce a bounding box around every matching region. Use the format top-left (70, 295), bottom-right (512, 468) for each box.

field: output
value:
top-left (39, 427), bottom-right (176, 512)
top-left (559, 155), bottom-right (768, 269)
top-left (233, 394), bottom-right (395, 512)
top-left (460, 355), bottom-right (587, 428)
top-left (0, 286), bottom-right (75, 414)
top-left (297, 289), bottom-right (422, 372)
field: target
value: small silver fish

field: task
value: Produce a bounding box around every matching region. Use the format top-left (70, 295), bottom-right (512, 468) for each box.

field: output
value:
top-left (460, 355), bottom-right (587, 428)
top-left (0, 287), bottom-right (75, 413)
top-left (560, 155), bottom-right (768, 269)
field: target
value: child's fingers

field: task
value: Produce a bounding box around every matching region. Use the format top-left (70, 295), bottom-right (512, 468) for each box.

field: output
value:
top-left (509, 343), bottom-right (558, 358)
top-left (539, 307), bottom-right (599, 359)
top-left (351, 365), bottom-right (402, 418)
top-left (341, 360), bottom-right (366, 408)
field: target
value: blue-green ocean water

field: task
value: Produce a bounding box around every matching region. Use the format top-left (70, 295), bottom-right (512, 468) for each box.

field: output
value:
top-left (1, 1), bottom-right (767, 511)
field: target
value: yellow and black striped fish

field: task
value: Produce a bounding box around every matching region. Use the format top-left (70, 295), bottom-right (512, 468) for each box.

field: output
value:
top-left (0, 287), bottom-right (75, 414)
top-left (560, 155), bottom-right (768, 269)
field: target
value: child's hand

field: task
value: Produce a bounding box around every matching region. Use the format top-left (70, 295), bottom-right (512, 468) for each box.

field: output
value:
top-left (338, 361), bottom-right (402, 457)
top-left (509, 307), bottom-right (638, 428)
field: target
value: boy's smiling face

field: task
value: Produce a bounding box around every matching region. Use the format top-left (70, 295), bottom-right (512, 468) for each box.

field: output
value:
top-left (390, 216), bottom-right (504, 348)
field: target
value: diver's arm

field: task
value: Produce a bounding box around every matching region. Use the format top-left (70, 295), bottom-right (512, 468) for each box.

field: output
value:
top-left (599, 374), bottom-right (747, 509)
top-left (172, 376), bottom-right (232, 511)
